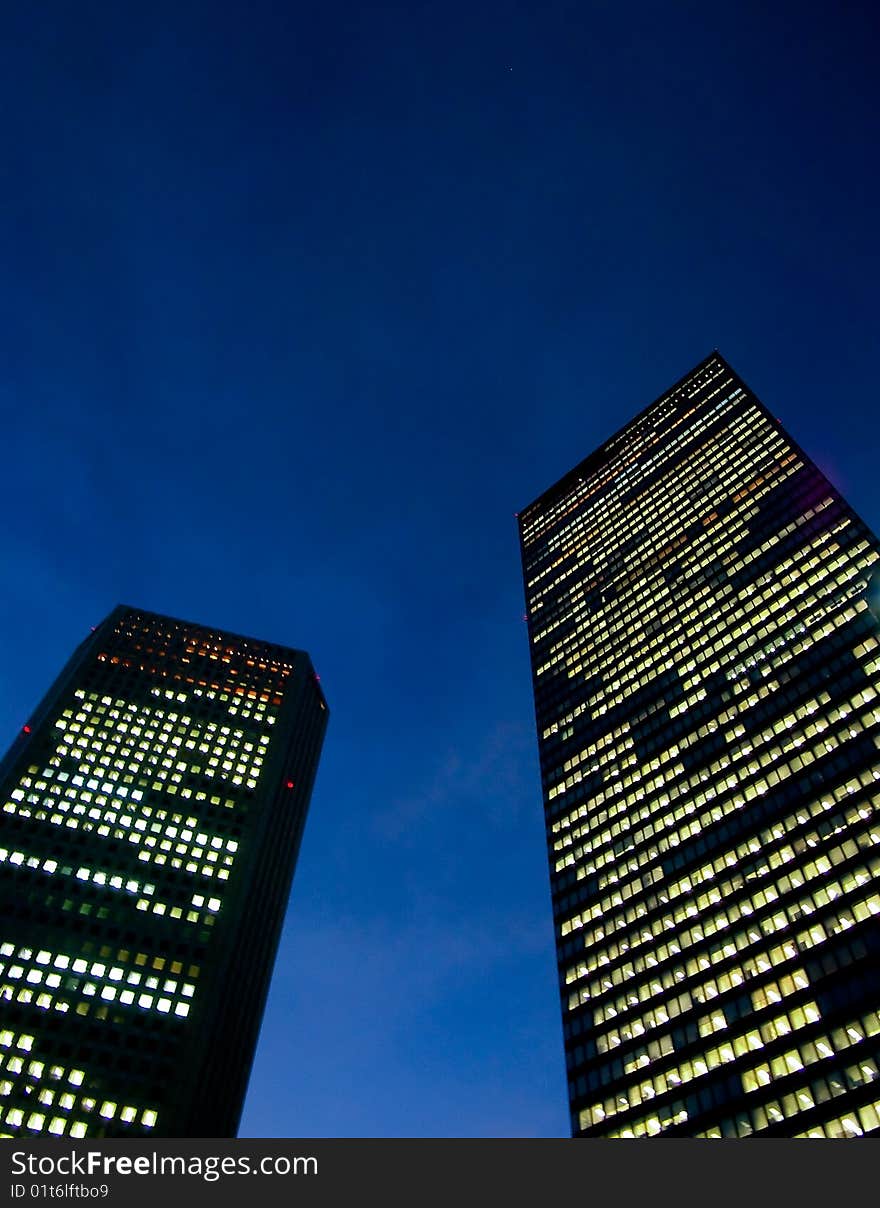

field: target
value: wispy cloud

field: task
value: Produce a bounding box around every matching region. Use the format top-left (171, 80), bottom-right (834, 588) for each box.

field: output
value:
top-left (374, 718), bottom-right (537, 843)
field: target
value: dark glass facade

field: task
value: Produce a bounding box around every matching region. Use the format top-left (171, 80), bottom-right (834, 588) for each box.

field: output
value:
top-left (0, 605), bottom-right (327, 1138)
top-left (519, 353), bottom-right (880, 1137)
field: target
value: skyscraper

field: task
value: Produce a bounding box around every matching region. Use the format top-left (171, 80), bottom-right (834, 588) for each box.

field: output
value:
top-left (519, 353), bottom-right (880, 1138)
top-left (0, 605), bottom-right (327, 1138)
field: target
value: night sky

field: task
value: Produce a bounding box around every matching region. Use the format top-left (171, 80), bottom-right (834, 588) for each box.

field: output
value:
top-left (0, 2), bottom-right (877, 1137)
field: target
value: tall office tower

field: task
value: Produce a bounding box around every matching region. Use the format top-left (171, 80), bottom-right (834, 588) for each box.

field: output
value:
top-left (0, 606), bottom-right (327, 1138)
top-left (519, 353), bottom-right (880, 1138)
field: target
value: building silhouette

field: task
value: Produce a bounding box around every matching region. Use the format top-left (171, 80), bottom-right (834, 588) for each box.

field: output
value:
top-left (0, 606), bottom-right (327, 1138)
top-left (519, 353), bottom-right (880, 1137)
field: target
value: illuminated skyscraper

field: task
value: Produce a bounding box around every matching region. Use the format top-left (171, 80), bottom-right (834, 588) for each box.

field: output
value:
top-left (519, 353), bottom-right (880, 1138)
top-left (0, 606), bottom-right (327, 1138)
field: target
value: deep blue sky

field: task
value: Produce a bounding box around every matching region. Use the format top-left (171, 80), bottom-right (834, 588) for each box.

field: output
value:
top-left (0, 1), bottom-right (877, 1137)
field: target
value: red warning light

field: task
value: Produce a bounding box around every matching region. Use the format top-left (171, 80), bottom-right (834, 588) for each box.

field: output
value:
top-left (286, 780), bottom-right (295, 789)
top-left (22, 725), bottom-right (31, 734)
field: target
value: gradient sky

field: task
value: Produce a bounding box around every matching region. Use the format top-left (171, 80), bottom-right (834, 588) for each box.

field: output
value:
top-left (0, 1), bottom-right (877, 1137)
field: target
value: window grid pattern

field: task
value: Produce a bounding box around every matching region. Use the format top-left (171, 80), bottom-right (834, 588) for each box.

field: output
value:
top-left (520, 354), bottom-right (880, 1137)
top-left (0, 1028), bottom-right (158, 1137)
top-left (0, 608), bottom-right (315, 1139)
